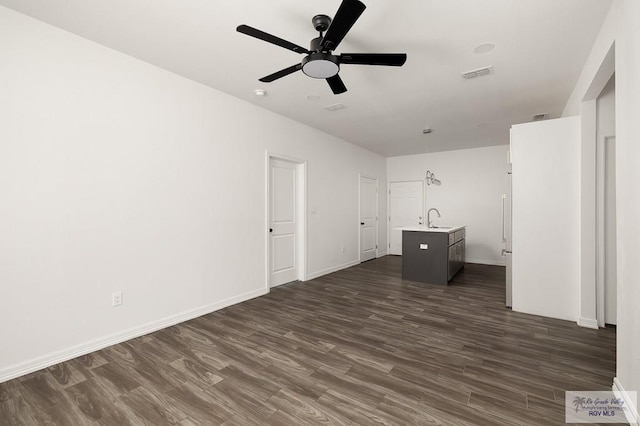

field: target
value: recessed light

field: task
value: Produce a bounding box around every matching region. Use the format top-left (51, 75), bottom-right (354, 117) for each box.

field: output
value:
top-left (254, 89), bottom-right (267, 97)
top-left (473, 42), bottom-right (495, 55)
top-left (307, 94), bottom-right (321, 101)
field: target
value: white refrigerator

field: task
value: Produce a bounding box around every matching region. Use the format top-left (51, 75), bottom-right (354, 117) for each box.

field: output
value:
top-left (502, 170), bottom-right (512, 308)
top-left (509, 117), bottom-right (580, 320)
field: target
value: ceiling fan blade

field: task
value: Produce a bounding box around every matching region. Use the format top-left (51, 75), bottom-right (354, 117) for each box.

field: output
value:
top-left (259, 64), bottom-right (303, 83)
top-left (237, 25), bottom-right (310, 54)
top-left (340, 53), bottom-right (407, 66)
top-left (326, 74), bottom-right (347, 94)
top-left (321, 0), bottom-right (366, 51)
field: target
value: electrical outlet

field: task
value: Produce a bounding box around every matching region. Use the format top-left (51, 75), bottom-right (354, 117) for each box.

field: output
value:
top-left (112, 291), bottom-right (122, 307)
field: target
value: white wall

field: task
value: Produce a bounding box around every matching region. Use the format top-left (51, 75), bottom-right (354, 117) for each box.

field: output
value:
top-left (0, 7), bottom-right (387, 381)
top-left (597, 76), bottom-right (617, 326)
top-left (387, 145), bottom-right (509, 266)
top-left (563, 0), bottom-right (640, 417)
top-left (597, 76), bottom-right (616, 136)
top-left (510, 117), bottom-right (581, 322)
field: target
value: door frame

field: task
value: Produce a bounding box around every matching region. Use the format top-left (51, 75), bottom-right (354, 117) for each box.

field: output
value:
top-left (358, 174), bottom-right (379, 262)
top-left (386, 180), bottom-right (425, 255)
top-left (265, 152), bottom-right (307, 290)
top-left (577, 42), bottom-right (614, 330)
top-left (596, 134), bottom-right (616, 327)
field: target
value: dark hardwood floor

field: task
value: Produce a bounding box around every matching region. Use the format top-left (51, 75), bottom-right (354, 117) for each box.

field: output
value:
top-left (0, 256), bottom-right (616, 425)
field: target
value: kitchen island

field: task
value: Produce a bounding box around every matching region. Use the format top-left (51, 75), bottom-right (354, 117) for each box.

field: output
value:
top-left (398, 226), bottom-right (466, 285)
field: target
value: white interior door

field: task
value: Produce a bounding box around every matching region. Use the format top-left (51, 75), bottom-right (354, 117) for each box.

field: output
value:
top-left (388, 181), bottom-right (424, 255)
top-left (269, 158), bottom-right (298, 287)
top-left (359, 176), bottom-right (377, 262)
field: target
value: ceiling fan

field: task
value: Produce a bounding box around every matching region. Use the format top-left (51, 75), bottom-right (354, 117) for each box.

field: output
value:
top-left (236, 0), bottom-right (407, 95)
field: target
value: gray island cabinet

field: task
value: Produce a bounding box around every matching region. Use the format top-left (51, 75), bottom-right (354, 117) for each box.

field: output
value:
top-left (399, 226), bottom-right (466, 285)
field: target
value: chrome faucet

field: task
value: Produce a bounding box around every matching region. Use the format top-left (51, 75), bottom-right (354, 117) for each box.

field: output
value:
top-left (427, 208), bottom-right (441, 228)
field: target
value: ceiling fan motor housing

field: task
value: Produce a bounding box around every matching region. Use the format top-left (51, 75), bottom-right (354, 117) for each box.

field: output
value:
top-left (309, 36), bottom-right (325, 53)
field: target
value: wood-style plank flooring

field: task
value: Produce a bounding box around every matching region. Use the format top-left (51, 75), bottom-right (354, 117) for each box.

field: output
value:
top-left (0, 256), bottom-right (616, 425)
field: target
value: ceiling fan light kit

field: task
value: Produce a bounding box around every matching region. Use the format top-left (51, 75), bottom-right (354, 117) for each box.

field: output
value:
top-left (302, 51), bottom-right (339, 79)
top-left (236, 0), bottom-right (407, 94)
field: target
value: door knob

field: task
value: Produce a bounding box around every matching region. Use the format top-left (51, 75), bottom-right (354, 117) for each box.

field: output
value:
top-left (269, 228), bottom-right (273, 233)
top-left (360, 222), bottom-right (365, 225)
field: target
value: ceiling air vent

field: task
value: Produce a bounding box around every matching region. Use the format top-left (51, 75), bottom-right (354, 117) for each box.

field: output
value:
top-left (461, 66), bottom-right (493, 79)
top-left (323, 103), bottom-right (347, 112)
top-left (532, 113), bottom-right (549, 121)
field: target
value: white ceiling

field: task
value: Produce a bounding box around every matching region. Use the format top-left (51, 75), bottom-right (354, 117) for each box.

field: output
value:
top-left (0, 0), bottom-right (612, 157)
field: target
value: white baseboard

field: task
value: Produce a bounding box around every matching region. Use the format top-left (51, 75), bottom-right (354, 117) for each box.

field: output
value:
top-left (577, 316), bottom-right (599, 329)
top-left (377, 251), bottom-right (388, 258)
top-left (0, 288), bottom-right (268, 384)
top-left (305, 260), bottom-right (360, 281)
top-left (465, 258), bottom-right (506, 266)
top-left (613, 377), bottom-right (639, 425)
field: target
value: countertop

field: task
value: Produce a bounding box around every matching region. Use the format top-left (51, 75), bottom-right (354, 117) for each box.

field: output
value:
top-left (395, 225), bottom-right (465, 233)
